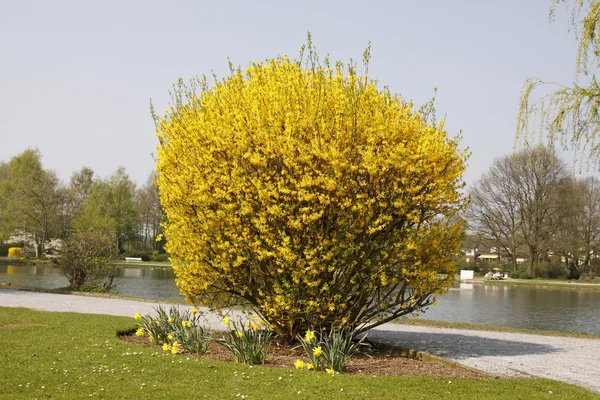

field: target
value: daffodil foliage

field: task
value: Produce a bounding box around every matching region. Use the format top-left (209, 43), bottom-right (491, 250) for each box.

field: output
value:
top-left (155, 48), bottom-right (468, 340)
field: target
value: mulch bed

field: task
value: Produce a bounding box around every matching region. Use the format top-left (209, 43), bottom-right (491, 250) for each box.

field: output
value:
top-left (120, 333), bottom-right (490, 379)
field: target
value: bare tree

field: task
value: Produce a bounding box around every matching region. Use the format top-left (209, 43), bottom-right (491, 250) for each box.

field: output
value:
top-left (512, 146), bottom-right (569, 276)
top-left (469, 156), bottom-right (523, 271)
top-left (552, 177), bottom-right (587, 267)
top-left (135, 173), bottom-right (164, 252)
top-left (469, 146), bottom-right (569, 276)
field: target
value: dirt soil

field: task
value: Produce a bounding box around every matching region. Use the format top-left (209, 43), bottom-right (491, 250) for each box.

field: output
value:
top-left (121, 334), bottom-right (490, 379)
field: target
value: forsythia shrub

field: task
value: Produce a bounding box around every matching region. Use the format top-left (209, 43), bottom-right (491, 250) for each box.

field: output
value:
top-left (8, 247), bottom-right (22, 258)
top-left (155, 39), bottom-right (468, 341)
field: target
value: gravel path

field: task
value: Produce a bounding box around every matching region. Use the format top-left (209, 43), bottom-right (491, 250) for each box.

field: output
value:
top-left (2, 290), bottom-right (599, 393)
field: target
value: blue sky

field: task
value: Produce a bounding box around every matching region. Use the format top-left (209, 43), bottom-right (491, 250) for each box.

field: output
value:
top-left (0, 0), bottom-right (583, 187)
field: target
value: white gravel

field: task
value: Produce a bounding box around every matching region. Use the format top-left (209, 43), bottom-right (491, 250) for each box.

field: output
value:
top-left (1, 290), bottom-right (599, 393)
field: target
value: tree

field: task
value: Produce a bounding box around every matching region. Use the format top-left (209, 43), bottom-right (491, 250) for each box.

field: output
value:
top-left (0, 149), bottom-right (63, 257)
top-left (552, 177), bottom-right (587, 267)
top-left (73, 167), bottom-right (138, 251)
top-left (468, 147), bottom-right (569, 276)
top-left (517, 0), bottom-right (600, 165)
top-left (58, 230), bottom-right (119, 291)
top-left (469, 156), bottom-right (524, 271)
top-left (154, 43), bottom-right (468, 341)
top-left (512, 147), bottom-right (569, 275)
top-left (553, 176), bottom-right (600, 271)
top-left (135, 173), bottom-right (164, 253)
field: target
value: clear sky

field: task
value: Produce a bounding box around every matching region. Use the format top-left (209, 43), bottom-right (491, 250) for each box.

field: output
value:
top-left (0, 0), bottom-right (583, 187)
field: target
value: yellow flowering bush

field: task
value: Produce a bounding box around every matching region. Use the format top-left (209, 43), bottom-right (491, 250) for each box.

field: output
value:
top-left (155, 39), bottom-right (468, 341)
top-left (8, 247), bottom-right (22, 258)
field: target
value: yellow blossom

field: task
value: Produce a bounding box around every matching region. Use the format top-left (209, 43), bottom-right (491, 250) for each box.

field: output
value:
top-left (162, 343), bottom-right (171, 351)
top-left (307, 363), bottom-right (314, 370)
top-left (313, 347), bottom-right (322, 357)
top-left (235, 331), bottom-right (244, 338)
top-left (223, 316), bottom-right (230, 326)
top-left (294, 360), bottom-right (305, 369)
top-left (304, 330), bottom-right (316, 343)
top-left (135, 328), bottom-right (144, 337)
top-left (167, 334), bottom-right (174, 341)
top-left (326, 368), bottom-right (335, 375)
top-left (155, 45), bottom-right (468, 338)
top-left (134, 313), bottom-right (142, 321)
top-left (148, 335), bottom-right (155, 343)
top-left (171, 341), bottom-right (181, 354)
top-left (190, 308), bottom-right (198, 315)
top-left (182, 321), bottom-right (191, 328)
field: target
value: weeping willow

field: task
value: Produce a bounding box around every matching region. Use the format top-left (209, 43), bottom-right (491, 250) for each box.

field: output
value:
top-left (517, 0), bottom-right (600, 165)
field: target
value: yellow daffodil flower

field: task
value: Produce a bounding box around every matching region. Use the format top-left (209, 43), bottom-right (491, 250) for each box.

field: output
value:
top-left (304, 329), bottom-right (316, 343)
top-left (313, 347), bottom-right (322, 357)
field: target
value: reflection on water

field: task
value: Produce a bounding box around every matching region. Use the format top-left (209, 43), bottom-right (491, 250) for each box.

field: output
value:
top-left (423, 283), bottom-right (600, 335)
top-left (1, 264), bottom-right (599, 335)
top-left (0, 264), bottom-right (181, 301)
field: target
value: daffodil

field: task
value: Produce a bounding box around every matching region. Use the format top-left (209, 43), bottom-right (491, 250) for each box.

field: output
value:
top-left (167, 334), bottom-right (174, 341)
top-left (135, 328), bottom-right (144, 337)
top-left (162, 343), bottom-right (171, 352)
top-left (182, 321), bottom-right (191, 328)
top-left (304, 329), bottom-right (316, 343)
top-left (235, 331), bottom-right (244, 338)
top-left (190, 308), bottom-right (198, 315)
top-left (294, 360), bottom-right (305, 369)
top-left (134, 313), bottom-right (142, 321)
top-left (148, 335), bottom-right (155, 344)
top-left (171, 341), bottom-right (180, 354)
top-left (307, 363), bottom-right (314, 370)
top-left (223, 316), bottom-right (230, 326)
top-left (168, 317), bottom-right (174, 324)
top-left (313, 347), bottom-right (322, 357)
top-left (326, 368), bottom-right (335, 375)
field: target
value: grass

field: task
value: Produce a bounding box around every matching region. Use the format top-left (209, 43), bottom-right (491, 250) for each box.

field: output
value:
top-left (112, 260), bottom-right (172, 268)
top-left (471, 278), bottom-right (600, 291)
top-left (0, 308), bottom-right (598, 399)
top-left (394, 318), bottom-right (600, 340)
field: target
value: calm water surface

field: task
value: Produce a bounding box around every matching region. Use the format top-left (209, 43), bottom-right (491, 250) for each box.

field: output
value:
top-left (1, 265), bottom-right (599, 335)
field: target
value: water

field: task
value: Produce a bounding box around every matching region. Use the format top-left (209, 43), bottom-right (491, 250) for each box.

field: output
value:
top-left (422, 283), bottom-right (600, 335)
top-left (1, 264), bottom-right (599, 335)
top-left (0, 264), bottom-right (181, 301)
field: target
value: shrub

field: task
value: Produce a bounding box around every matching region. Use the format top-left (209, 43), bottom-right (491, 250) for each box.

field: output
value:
top-left (58, 231), bottom-right (119, 291)
top-left (7, 247), bottom-right (22, 258)
top-left (150, 252), bottom-right (170, 262)
top-left (511, 267), bottom-right (533, 279)
top-left (155, 39), bottom-right (468, 341)
top-left (217, 317), bottom-right (273, 364)
top-left (534, 262), bottom-right (569, 279)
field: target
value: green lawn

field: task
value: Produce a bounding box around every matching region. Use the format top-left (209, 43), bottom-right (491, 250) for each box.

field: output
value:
top-left (0, 308), bottom-right (598, 399)
top-left (112, 260), bottom-right (172, 268)
top-left (470, 278), bottom-right (600, 291)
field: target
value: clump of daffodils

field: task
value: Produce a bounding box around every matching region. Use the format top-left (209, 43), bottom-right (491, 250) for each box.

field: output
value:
top-left (295, 326), bottom-right (366, 373)
top-left (217, 316), bottom-right (273, 365)
top-left (133, 305), bottom-right (210, 354)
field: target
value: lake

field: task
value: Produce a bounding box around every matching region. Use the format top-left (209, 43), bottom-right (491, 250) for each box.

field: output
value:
top-left (1, 264), bottom-right (599, 335)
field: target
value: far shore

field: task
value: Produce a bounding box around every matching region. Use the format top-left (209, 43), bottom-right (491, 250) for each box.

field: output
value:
top-left (463, 277), bottom-right (600, 290)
